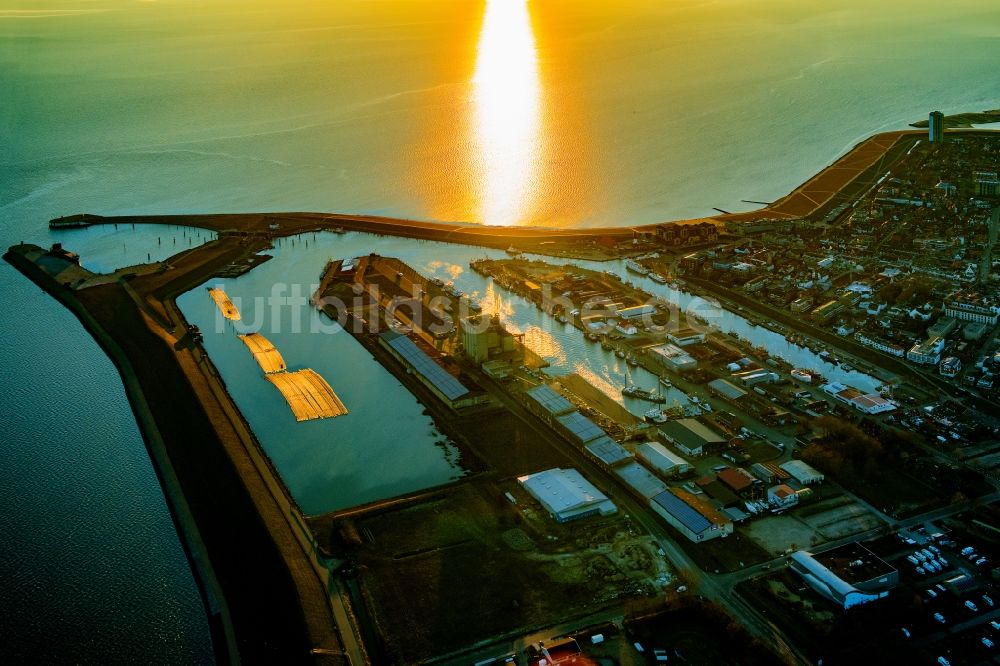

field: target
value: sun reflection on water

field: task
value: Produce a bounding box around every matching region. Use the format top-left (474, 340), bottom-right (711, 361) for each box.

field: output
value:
top-left (472, 0), bottom-right (541, 226)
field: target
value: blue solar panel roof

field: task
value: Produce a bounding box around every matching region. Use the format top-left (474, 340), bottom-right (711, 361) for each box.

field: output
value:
top-left (556, 411), bottom-right (606, 444)
top-left (525, 384), bottom-right (576, 416)
top-left (382, 332), bottom-right (470, 401)
top-left (652, 490), bottom-right (712, 534)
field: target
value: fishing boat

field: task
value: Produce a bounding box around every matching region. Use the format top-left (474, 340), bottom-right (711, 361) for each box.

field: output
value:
top-left (625, 260), bottom-right (649, 276)
top-left (644, 408), bottom-right (668, 424)
top-left (649, 273), bottom-right (667, 284)
top-left (622, 385), bottom-right (667, 403)
top-left (659, 375), bottom-right (672, 389)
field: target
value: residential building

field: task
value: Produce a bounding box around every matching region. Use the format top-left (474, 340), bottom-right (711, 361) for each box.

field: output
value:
top-left (939, 356), bottom-right (962, 378)
top-left (945, 291), bottom-right (1000, 324)
top-left (929, 110), bottom-right (944, 143)
top-left (907, 336), bottom-right (945, 365)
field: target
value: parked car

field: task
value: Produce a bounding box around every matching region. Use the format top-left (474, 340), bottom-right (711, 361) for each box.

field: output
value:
top-left (934, 612), bottom-right (946, 623)
top-left (927, 589), bottom-right (939, 599)
top-left (984, 638), bottom-right (995, 649)
top-left (966, 600), bottom-right (979, 612)
top-left (984, 595), bottom-right (995, 607)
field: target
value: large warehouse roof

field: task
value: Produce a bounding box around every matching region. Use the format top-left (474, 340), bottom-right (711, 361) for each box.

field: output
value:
top-left (780, 460), bottom-right (825, 483)
top-left (518, 468), bottom-right (617, 520)
top-left (708, 378), bottom-right (748, 401)
top-left (525, 384), bottom-right (576, 416)
top-left (659, 418), bottom-right (726, 449)
top-left (636, 442), bottom-right (689, 474)
top-left (381, 332), bottom-right (469, 401)
top-left (614, 461), bottom-right (668, 499)
top-left (585, 437), bottom-right (632, 467)
top-left (556, 411), bottom-right (606, 444)
top-left (651, 490), bottom-right (713, 535)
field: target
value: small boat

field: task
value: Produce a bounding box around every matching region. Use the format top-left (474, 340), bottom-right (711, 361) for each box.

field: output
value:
top-left (625, 260), bottom-right (649, 276)
top-left (649, 273), bottom-right (667, 284)
top-left (842, 364), bottom-right (854, 372)
top-left (586, 332), bottom-right (600, 342)
top-left (701, 402), bottom-right (713, 412)
top-left (790, 369), bottom-right (813, 383)
top-left (332, 227), bottom-right (346, 234)
top-left (601, 339), bottom-right (614, 350)
top-left (557, 314), bottom-right (568, 324)
top-left (659, 376), bottom-right (672, 389)
top-left (689, 396), bottom-right (700, 404)
top-left (505, 246), bottom-right (521, 256)
top-left (627, 355), bottom-right (639, 367)
top-left (622, 385), bottom-right (667, 403)
top-left (644, 408), bottom-right (668, 424)
top-left (615, 349), bottom-right (626, 359)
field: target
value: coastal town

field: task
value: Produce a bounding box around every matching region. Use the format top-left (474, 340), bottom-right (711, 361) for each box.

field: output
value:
top-left (7, 122), bottom-right (1000, 666)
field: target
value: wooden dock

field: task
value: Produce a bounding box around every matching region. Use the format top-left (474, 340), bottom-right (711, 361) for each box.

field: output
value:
top-left (208, 287), bottom-right (241, 321)
top-left (265, 369), bottom-right (348, 421)
top-left (238, 333), bottom-right (287, 374)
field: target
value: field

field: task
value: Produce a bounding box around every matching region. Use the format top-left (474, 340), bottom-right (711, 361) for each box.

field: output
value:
top-left (347, 482), bottom-right (669, 663)
top-left (623, 599), bottom-right (778, 665)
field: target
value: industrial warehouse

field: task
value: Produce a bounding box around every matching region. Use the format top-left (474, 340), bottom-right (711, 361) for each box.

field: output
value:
top-left (518, 468), bottom-right (618, 522)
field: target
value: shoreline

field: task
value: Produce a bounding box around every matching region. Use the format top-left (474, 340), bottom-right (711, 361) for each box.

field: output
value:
top-left (10, 124), bottom-right (999, 664)
top-left (4, 240), bottom-right (355, 664)
top-left (51, 128), bottom-right (996, 254)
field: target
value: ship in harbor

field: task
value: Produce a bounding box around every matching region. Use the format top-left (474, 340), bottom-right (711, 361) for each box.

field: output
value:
top-left (622, 384), bottom-right (666, 403)
top-left (625, 259), bottom-right (649, 276)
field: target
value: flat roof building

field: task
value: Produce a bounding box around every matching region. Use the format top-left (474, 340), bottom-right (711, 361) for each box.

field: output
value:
top-left (614, 461), bottom-right (668, 499)
top-left (555, 411), bottom-right (607, 445)
top-left (790, 543), bottom-right (898, 608)
top-left (648, 343), bottom-right (698, 372)
top-left (658, 418), bottom-right (727, 457)
top-left (523, 384), bottom-right (576, 425)
top-left (380, 331), bottom-right (484, 409)
top-left (707, 378), bottom-right (748, 403)
top-left (518, 468), bottom-right (617, 523)
top-left (584, 437), bottom-right (633, 468)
